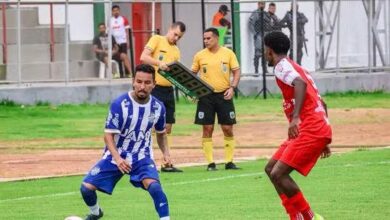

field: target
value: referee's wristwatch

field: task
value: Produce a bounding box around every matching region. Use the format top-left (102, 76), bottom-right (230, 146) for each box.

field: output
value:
top-left (230, 85), bottom-right (237, 90)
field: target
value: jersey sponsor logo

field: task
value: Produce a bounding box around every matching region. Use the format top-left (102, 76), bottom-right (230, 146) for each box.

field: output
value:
top-left (122, 129), bottom-right (152, 143)
top-left (229, 111), bottom-right (235, 119)
top-left (198, 111), bottom-right (204, 119)
top-left (90, 166), bottom-right (101, 176)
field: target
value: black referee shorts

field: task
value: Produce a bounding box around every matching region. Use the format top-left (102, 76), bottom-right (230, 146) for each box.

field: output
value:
top-left (151, 85), bottom-right (175, 124)
top-left (194, 92), bottom-right (236, 125)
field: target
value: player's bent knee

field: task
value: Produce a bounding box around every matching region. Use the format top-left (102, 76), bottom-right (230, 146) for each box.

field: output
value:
top-left (269, 170), bottom-right (283, 183)
top-left (82, 182), bottom-right (97, 191)
top-left (264, 164), bottom-right (273, 177)
top-left (143, 178), bottom-right (158, 189)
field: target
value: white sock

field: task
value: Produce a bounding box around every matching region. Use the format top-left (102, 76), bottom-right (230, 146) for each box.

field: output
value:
top-left (89, 203), bottom-right (100, 215)
top-left (160, 217), bottom-right (170, 220)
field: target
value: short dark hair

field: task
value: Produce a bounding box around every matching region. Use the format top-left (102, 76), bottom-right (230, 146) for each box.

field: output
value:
top-left (112, 5), bottom-right (120, 10)
top-left (204, 27), bottom-right (219, 37)
top-left (219, 5), bottom-right (229, 12)
top-left (269, 2), bottom-right (276, 7)
top-left (97, 22), bottom-right (105, 28)
top-left (171, 21), bottom-right (186, 32)
top-left (264, 31), bottom-right (290, 55)
top-left (134, 64), bottom-right (155, 80)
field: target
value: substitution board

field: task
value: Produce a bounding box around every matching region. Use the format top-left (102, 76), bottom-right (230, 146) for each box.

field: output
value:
top-left (158, 61), bottom-right (214, 99)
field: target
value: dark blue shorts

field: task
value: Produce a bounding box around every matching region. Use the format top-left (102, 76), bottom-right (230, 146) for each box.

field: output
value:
top-left (83, 157), bottom-right (160, 194)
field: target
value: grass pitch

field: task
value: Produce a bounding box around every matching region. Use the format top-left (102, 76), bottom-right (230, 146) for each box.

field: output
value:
top-left (0, 148), bottom-right (389, 220)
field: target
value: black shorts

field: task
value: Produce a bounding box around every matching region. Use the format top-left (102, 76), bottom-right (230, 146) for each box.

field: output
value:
top-left (151, 85), bottom-right (175, 124)
top-left (96, 53), bottom-right (120, 63)
top-left (194, 92), bottom-right (236, 125)
top-left (118, 43), bottom-right (128, 54)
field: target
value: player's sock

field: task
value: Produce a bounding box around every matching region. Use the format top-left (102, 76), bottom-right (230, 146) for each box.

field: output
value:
top-left (223, 136), bottom-right (235, 163)
top-left (290, 191), bottom-right (314, 220)
top-left (147, 182), bottom-right (169, 219)
top-left (202, 138), bottom-right (213, 163)
top-left (80, 184), bottom-right (100, 215)
top-left (280, 194), bottom-right (300, 220)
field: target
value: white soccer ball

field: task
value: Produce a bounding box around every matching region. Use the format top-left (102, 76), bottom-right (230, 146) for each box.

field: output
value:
top-left (64, 216), bottom-right (83, 220)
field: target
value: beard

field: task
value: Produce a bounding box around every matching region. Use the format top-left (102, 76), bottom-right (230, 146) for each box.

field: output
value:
top-left (267, 60), bottom-right (274, 67)
top-left (135, 91), bottom-right (148, 100)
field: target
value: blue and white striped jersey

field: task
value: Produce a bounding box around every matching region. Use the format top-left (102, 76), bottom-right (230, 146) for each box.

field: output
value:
top-left (103, 92), bottom-right (166, 165)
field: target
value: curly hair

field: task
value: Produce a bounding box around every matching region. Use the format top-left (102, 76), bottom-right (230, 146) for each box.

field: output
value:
top-left (264, 31), bottom-right (290, 55)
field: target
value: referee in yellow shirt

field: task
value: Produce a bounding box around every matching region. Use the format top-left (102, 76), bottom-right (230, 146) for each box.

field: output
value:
top-left (140, 22), bottom-right (186, 172)
top-left (191, 27), bottom-right (241, 171)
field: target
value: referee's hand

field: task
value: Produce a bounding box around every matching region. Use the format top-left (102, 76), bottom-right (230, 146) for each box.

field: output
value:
top-left (224, 87), bottom-right (234, 100)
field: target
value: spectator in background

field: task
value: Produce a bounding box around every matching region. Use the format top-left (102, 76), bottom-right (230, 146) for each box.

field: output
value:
top-left (212, 4), bottom-right (231, 29)
top-left (93, 23), bottom-right (132, 78)
top-left (280, 3), bottom-right (308, 65)
top-left (111, 5), bottom-right (132, 77)
top-left (248, 1), bottom-right (266, 74)
top-left (265, 2), bottom-right (281, 32)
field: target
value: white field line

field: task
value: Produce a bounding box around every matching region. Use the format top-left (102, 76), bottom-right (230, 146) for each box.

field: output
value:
top-left (1, 159), bottom-right (389, 204)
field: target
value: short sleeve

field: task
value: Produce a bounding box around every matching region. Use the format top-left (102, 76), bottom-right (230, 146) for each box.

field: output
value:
top-left (92, 36), bottom-right (99, 46)
top-left (123, 16), bottom-right (130, 29)
top-left (229, 51), bottom-right (240, 70)
top-left (145, 35), bottom-right (159, 53)
top-left (191, 53), bottom-right (200, 73)
top-left (274, 59), bottom-right (300, 86)
top-left (104, 101), bottom-right (123, 134)
top-left (154, 104), bottom-right (166, 133)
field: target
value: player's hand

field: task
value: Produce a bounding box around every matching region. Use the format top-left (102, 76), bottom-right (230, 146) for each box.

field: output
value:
top-left (320, 145), bottom-right (331, 159)
top-left (158, 62), bottom-right (169, 71)
top-left (163, 154), bottom-right (172, 166)
top-left (114, 156), bottom-right (131, 174)
top-left (288, 117), bottom-right (300, 139)
top-left (224, 87), bottom-right (234, 100)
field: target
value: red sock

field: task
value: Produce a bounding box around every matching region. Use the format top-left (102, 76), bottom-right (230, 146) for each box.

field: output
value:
top-left (279, 194), bottom-right (300, 220)
top-left (289, 192), bottom-right (314, 220)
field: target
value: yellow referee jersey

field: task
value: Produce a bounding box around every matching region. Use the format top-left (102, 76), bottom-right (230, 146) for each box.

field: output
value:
top-left (191, 47), bottom-right (240, 93)
top-left (145, 35), bottom-right (181, 87)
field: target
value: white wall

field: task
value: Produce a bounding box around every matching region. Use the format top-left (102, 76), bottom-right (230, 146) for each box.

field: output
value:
top-left (21, 0), bottom-right (94, 41)
top-left (239, 1), bottom-right (389, 73)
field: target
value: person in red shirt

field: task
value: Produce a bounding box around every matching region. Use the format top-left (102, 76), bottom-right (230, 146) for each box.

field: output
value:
top-left (263, 31), bottom-right (332, 220)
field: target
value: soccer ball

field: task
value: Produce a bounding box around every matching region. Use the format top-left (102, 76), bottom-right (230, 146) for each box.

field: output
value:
top-left (64, 216), bottom-right (83, 220)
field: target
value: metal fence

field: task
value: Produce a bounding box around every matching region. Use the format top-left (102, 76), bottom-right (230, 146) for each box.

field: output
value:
top-left (0, 0), bottom-right (389, 85)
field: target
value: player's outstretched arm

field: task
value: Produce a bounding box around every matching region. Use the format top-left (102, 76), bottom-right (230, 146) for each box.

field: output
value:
top-left (104, 132), bottom-right (131, 174)
top-left (156, 132), bottom-right (172, 165)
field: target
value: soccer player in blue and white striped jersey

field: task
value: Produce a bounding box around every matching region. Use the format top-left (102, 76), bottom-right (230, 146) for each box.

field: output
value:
top-left (80, 64), bottom-right (172, 220)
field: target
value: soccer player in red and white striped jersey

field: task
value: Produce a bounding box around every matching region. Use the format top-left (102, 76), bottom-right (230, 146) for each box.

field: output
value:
top-left (263, 31), bottom-right (332, 220)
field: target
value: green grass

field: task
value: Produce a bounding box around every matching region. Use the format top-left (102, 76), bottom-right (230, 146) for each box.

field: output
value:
top-left (0, 148), bottom-right (389, 219)
top-left (0, 92), bottom-right (389, 141)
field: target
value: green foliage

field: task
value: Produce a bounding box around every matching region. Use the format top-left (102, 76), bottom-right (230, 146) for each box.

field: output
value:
top-left (0, 148), bottom-right (389, 219)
